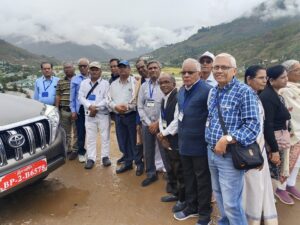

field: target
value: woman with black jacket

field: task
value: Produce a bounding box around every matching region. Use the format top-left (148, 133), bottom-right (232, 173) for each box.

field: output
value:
top-left (259, 65), bottom-right (292, 204)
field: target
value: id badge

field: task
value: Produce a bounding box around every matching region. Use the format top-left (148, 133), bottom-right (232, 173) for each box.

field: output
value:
top-left (162, 120), bottom-right (167, 129)
top-left (146, 99), bottom-right (155, 107)
top-left (88, 94), bottom-right (96, 101)
top-left (42, 92), bottom-right (48, 97)
top-left (178, 111), bottom-right (184, 121)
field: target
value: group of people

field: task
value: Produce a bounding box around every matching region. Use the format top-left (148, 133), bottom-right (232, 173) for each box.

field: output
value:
top-left (33, 51), bottom-right (300, 225)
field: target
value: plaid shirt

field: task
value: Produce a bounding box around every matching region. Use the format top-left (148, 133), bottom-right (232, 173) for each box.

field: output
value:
top-left (205, 77), bottom-right (260, 147)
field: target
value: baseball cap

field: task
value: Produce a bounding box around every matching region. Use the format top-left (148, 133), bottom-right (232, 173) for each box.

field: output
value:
top-left (118, 60), bottom-right (130, 67)
top-left (199, 51), bottom-right (215, 62)
top-left (89, 61), bottom-right (101, 69)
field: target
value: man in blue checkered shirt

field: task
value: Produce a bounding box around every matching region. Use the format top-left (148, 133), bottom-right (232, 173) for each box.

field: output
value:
top-left (205, 53), bottom-right (260, 225)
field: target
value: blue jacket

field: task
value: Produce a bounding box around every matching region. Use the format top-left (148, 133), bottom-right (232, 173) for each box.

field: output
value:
top-left (178, 80), bottom-right (211, 156)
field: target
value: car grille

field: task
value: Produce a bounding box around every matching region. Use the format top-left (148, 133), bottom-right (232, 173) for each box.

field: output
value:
top-left (0, 119), bottom-right (50, 166)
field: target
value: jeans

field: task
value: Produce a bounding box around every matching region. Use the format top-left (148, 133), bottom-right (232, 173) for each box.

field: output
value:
top-left (208, 147), bottom-right (247, 225)
top-left (75, 106), bottom-right (86, 155)
top-left (115, 112), bottom-right (143, 167)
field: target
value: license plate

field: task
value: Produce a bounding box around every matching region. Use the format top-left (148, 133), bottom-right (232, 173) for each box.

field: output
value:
top-left (0, 158), bottom-right (47, 192)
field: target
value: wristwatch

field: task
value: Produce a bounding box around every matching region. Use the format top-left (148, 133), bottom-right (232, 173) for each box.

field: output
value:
top-left (226, 135), bottom-right (233, 143)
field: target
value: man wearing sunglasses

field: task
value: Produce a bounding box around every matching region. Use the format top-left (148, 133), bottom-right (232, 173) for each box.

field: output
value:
top-left (199, 51), bottom-right (217, 87)
top-left (69, 58), bottom-right (90, 162)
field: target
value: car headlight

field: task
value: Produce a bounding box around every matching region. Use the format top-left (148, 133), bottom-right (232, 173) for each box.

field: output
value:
top-left (44, 105), bottom-right (60, 144)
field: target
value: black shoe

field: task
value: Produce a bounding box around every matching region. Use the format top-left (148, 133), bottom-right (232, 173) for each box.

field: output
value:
top-left (116, 164), bottom-right (133, 174)
top-left (84, 159), bottom-right (94, 169)
top-left (68, 151), bottom-right (78, 160)
top-left (172, 201), bottom-right (186, 213)
top-left (102, 157), bottom-right (111, 167)
top-left (141, 176), bottom-right (158, 187)
top-left (136, 164), bottom-right (144, 176)
top-left (161, 195), bottom-right (178, 202)
top-left (117, 156), bottom-right (125, 164)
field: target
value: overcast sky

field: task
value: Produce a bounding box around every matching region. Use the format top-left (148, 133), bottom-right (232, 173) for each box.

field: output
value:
top-left (0, 0), bottom-right (296, 51)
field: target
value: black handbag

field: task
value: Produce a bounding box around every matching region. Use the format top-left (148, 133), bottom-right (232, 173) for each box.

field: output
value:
top-left (216, 91), bottom-right (264, 170)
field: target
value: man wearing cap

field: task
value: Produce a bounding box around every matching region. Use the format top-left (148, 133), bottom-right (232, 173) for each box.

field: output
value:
top-left (34, 62), bottom-right (60, 105)
top-left (78, 61), bottom-right (111, 169)
top-left (199, 51), bottom-right (217, 87)
top-left (108, 60), bottom-right (144, 175)
top-left (69, 58), bottom-right (90, 162)
top-left (55, 62), bottom-right (78, 155)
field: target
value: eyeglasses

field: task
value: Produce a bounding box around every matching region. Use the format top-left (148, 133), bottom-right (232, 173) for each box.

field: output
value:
top-left (290, 68), bottom-right (300, 73)
top-left (200, 58), bottom-right (212, 64)
top-left (180, 71), bottom-right (198, 76)
top-left (213, 66), bottom-right (234, 71)
top-left (79, 65), bottom-right (88, 68)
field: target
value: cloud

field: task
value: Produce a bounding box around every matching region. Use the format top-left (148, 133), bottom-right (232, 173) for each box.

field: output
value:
top-left (0, 0), bottom-right (267, 51)
top-left (252, 0), bottom-right (300, 20)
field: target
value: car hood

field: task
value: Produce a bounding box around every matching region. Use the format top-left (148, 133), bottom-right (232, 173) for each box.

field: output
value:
top-left (0, 94), bottom-right (46, 127)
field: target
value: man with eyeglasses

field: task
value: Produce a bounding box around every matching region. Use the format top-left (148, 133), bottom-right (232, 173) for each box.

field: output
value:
top-left (78, 62), bottom-right (111, 169)
top-left (173, 58), bottom-right (212, 225)
top-left (199, 51), bottom-right (217, 87)
top-left (205, 53), bottom-right (260, 225)
top-left (69, 58), bottom-right (90, 162)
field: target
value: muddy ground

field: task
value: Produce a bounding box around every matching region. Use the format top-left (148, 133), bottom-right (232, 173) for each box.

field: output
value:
top-left (0, 128), bottom-right (299, 225)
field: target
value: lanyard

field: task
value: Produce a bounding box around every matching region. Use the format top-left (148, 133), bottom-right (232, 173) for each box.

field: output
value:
top-left (43, 78), bottom-right (53, 92)
top-left (148, 81), bottom-right (155, 99)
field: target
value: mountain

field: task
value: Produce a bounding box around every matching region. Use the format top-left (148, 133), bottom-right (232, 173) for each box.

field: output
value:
top-left (144, 3), bottom-right (300, 67)
top-left (13, 41), bottom-right (114, 62)
top-left (0, 39), bottom-right (59, 66)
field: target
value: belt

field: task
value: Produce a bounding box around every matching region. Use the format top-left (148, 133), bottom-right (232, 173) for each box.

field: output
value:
top-left (116, 111), bottom-right (136, 117)
top-left (60, 106), bottom-right (71, 112)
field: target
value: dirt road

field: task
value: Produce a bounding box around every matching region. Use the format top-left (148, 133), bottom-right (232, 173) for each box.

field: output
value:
top-left (0, 129), bottom-right (299, 225)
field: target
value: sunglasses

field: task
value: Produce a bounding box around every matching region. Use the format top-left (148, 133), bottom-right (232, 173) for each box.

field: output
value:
top-left (79, 65), bottom-right (88, 68)
top-left (180, 71), bottom-right (198, 76)
top-left (200, 58), bottom-right (213, 64)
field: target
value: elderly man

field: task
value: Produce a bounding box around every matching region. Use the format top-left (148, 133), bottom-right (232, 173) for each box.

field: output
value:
top-left (157, 73), bottom-right (186, 212)
top-left (55, 62), bottom-right (78, 155)
top-left (108, 60), bottom-right (144, 175)
top-left (78, 62), bottom-right (111, 169)
top-left (277, 59), bottom-right (300, 204)
top-left (173, 59), bottom-right (212, 225)
top-left (206, 53), bottom-right (260, 225)
top-left (199, 51), bottom-right (217, 87)
top-left (34, 62), bottom-right (60, 105)
top-left (69, 58), bottom-right (90, 162)
top-left (138, 60), bottom-right (166, 187)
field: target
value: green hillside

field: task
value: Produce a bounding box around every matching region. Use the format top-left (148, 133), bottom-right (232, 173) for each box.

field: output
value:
top-left (146, 16), bottom-right (300, 68)
top-left (0, 39), bottom-right (59, 66)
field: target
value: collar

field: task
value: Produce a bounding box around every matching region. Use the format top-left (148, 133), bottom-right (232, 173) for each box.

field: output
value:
top-left (217, 76), bottom-right (237, 92)
top-left (164, 88), bottom-right (176, 99)
top-left (42, 75), bottom-right (53, 81)
top-left (185, 79), bottom-right (200, 91)
top-left (119, 76), bottom-right (131, 84)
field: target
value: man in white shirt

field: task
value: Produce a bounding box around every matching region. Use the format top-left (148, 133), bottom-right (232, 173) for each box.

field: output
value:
top-left (78, 61), bottom-right (111, 169)
top-left (199, 51), bottom-right (217, 87)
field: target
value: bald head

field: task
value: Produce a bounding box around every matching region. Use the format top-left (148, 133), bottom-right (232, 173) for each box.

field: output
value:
top-left (159, 72), bottom-right (176, 95)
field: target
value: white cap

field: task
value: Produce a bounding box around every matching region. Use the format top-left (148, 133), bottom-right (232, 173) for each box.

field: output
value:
top-left (89, 61), bottom-right (101, 69)
top-left (199, 51), bottom-right (215, 61)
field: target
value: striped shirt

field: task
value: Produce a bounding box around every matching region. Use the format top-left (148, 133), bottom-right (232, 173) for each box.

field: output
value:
top-left (205, 77), bottom-right (260, 147)
top-left (56, 76), bottom-right (72, 108)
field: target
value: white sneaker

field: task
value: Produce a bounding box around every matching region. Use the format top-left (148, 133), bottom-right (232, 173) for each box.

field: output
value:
top-left (78, 154), bottom-right (86, 163)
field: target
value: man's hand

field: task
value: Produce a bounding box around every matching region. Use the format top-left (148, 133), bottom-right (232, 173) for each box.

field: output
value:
top-left (88, 105), bottom-right (98, 117)
top-left (270, 152), bottom-right (281, 166)
top-left (214, 136), bottom-right (228, 155)
top-left (71, 112), bottom-right (78, 121)
top-left (115, 104), bottom-right (128, 114)
top-left (157, 132), bottom-right (164, 141)
top-left (149, 121), bottom-right (159, 134)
